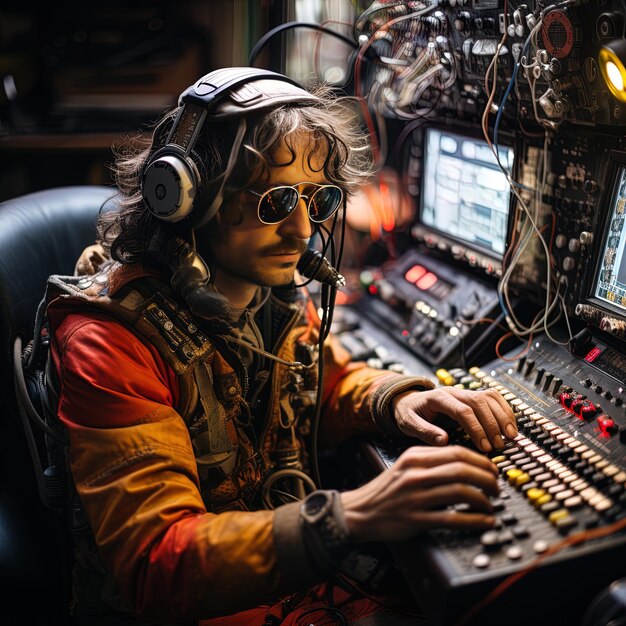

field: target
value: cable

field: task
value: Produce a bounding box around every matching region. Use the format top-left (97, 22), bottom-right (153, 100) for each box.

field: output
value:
top-left (248, 21), bottom-right (359, 68)
top-left (353, 5), bottom-right (437, 166)
top-left (307, 199), bottom-right (347, 489)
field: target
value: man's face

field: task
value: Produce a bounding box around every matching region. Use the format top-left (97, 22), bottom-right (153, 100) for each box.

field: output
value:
top-left (201, 134), bottom-right (330, 294)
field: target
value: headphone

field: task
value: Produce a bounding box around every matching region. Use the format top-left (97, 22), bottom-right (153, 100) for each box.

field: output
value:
top-left (141, 67), bottom-right (322, 227)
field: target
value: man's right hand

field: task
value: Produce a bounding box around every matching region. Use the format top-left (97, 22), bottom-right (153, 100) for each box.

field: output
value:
top-left (340, 445), bottom-right (499, 543)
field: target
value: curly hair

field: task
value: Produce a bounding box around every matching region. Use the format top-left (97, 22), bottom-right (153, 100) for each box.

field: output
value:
top-left (98, 85), bottom-right (374, 270)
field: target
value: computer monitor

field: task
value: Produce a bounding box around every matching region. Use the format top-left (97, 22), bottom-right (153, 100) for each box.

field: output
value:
top-left (591, 158), bottom-right (626, 319)
top-left (420, 126), bottom-right (515, 259)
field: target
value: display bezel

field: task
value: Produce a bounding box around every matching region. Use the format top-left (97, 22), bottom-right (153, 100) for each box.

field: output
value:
top-left (416, 124), bottom-right (516, 262)
top-left (587, 149), bottom-right (626, 322)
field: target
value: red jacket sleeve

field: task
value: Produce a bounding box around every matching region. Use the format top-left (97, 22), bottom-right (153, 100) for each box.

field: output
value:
top-left (49, 308), bottom-right (317, 621)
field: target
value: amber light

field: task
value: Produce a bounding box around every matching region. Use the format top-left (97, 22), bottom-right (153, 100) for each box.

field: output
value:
top-left (599, 39), bottom-right (626, 103)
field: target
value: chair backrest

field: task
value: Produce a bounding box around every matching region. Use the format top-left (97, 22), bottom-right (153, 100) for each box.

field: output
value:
top-left (0, 185), bottom-right (116, 625)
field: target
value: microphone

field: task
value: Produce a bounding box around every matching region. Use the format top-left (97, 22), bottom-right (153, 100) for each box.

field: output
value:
top-left (297, 249), bottom-right (346, 288)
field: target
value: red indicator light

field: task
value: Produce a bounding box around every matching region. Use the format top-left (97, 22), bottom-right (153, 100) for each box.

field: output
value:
top-left (401, 329), bottom-right (409, 337)
top-left (416, 272), bottom-right (438, 290)
top-left (368, 284), bottom-right (378, 295)
top-left (585, 347), bottom-right (602, 362)
top-left (560, 392), bottom-right (573, 409)
top-left (405, 265), bottom-right (426, 283)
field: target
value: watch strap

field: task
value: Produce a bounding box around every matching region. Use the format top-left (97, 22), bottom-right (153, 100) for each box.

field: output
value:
top-left (300, 490), bottom-right (352, 577)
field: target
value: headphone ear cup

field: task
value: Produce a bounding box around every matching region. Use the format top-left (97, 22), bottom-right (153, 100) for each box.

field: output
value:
top-left (142, 152), bottom-right (199, 222)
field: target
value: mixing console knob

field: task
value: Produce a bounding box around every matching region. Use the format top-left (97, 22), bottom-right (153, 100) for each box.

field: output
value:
top-left (583, 179), bottom-right (597, 194)
top-left (560, 392), bottom-right (573, 409)
top-left (517, 356), bottom-right (526, 373)
top-left (562, 256), bottom-right (576, 272)
top-left (598, 415), bottom-right (617, 435)
top-left (552, 378), bottom-right (563, 395)
top-left (555, 234), bottom-right (567, 248)
top-left (524, 359), bottom-right (535, 377)
top-left (542, 372), bottom-right (554, 392)
top-left (579, 231), bottom-right (593, 246)
top-left (422, 333), bottom-right (436, 348)
top-left (568, 238), bottom-right (580, 253)
top-left (578, 402), bottom-right (597, 420)
top-left (534, 367), bottom-right (545, 386)
top-left (436, 369), bottom-right (455, 386)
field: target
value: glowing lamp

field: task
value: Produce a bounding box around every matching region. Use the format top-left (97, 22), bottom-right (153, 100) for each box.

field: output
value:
top-left (599, 39), bottom-right (626, 103)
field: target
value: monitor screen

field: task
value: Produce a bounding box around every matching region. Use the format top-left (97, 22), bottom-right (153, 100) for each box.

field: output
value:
top-left (420, 127), bottom-right (514, 257)
top-left (593, 164), bottom-right (626, 316)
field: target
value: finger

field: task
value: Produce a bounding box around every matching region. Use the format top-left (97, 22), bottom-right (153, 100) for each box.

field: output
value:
top-left (483, 389), bottom-right (518, 439)
top-left (396, 408), bottom-right (450, 446)
top-left (412, 509), bottom-right (496, 531)
top-left (401, 463), bottom-right (500, 498)
top-left (454, 390), bottom-right (505, 451)
top-left (417, 483), bottom-right (496, 514)
top-left (396, 446), bottom-right (499, 479)
top-left (442, 394), bottom-right (493, 451)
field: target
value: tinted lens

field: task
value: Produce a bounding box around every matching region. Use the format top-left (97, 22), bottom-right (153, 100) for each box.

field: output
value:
top-left (258, 187), bottom-right (299, 224)
top-left (308, 186), bottom-right (343, 223)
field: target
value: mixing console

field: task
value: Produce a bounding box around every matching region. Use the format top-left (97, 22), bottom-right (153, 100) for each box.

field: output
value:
top-left (356, 332), bottom-right (626, 625)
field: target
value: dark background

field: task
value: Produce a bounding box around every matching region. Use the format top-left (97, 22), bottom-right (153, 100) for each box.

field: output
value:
top-left (0, 1), bottom-right (286, 202)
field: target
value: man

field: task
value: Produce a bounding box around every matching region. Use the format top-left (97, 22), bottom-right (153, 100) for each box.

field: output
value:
top-left (46, 68), bottom-right (516, 625)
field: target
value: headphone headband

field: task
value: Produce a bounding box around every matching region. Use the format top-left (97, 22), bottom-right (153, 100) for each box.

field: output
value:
top-left (142, 67), bottom-right (322, 224)
top-left (180, 67), bottom-right (304, 109)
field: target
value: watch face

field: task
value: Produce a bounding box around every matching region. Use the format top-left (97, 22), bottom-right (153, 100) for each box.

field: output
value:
top-left (302, 491), bottom-right (332, 524)
top-left (305, 493), bottom-right (328, 515)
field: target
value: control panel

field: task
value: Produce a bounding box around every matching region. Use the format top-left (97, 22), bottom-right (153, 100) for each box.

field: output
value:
top-left (357, 249), bottom-right (503, 368)
top-left (361, 333), bottom-right (626, 625)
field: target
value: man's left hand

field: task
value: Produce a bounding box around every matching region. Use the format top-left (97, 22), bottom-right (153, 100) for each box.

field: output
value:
top-left (392, 387), bottom-right (517, 452)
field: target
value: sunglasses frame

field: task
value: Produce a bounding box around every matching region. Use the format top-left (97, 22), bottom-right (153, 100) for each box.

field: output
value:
top-left (248, 182), bottom-right (344, 225)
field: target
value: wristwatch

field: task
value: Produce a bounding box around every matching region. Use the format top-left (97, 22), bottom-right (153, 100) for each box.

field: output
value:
top-left (300, 490), bottom-right (352, 574)
top-left (301, 491), bottom-right (335, 525)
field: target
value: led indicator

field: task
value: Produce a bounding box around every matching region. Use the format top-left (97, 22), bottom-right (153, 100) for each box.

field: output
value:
top-left (417, 272), bottom-right (438, 290)
top-left (405, 265), bottom-right (427, 283)
top-left (585, 347), bottom-right (602, 362)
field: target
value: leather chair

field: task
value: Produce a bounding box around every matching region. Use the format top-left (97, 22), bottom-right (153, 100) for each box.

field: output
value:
top-left (0, 185), bottom-right (116, 625)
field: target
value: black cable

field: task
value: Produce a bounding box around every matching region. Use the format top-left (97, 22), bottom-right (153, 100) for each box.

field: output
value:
top-left (310, 282), bottom-right (333, 488)
top-left (248, 21), bottom-right (359, 67)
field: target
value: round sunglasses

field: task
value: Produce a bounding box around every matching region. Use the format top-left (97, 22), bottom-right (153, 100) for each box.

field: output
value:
top-left (247, 182), bottom-right (344, 225)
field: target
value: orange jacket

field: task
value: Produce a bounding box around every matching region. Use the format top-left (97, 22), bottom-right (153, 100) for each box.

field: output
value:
top-left (47, 264), bottom-right (434, 622)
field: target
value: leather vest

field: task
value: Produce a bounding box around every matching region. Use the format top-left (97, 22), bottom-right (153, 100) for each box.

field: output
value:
top-left (45, 265), bottom-right (320, 515)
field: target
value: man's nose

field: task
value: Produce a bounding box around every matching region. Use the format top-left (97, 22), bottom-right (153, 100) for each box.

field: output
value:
top-left (279, 197), bottom-right (312, 238)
